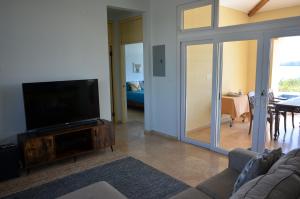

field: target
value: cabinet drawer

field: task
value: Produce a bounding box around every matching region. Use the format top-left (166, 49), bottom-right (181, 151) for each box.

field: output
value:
top-left (24, 136), bottom-right (55, 165)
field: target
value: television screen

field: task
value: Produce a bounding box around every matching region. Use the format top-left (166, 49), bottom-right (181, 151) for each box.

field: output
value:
top-left (22, 79), bottom-right (100, 131)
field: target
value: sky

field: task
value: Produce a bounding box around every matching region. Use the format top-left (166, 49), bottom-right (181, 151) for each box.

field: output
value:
top-left (279, 36), bottom-right (300, 66)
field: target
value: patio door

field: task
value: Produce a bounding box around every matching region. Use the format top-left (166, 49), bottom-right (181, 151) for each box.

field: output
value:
top-left (263, 29), bottom-right (300, 153)
top-left (181, 41), bottom-right (215, 148)
top-left (181, 37), bottom-right (266, 153)
top-left (181, 29), bottom-right (300, 153)
top-left (216, 39), bottom-right (261, 152)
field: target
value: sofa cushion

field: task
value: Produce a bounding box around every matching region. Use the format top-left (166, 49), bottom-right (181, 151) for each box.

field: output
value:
top-left (197, 168), bottom-right (239, 199)
top-left (170, 188), bottom-right (212, 199)
top-left (230, 169), bottom-right (300, 199)
top-left (268, 148), bottom-right (300, 174)
top-left (233, 148), bottom-right (282, 192)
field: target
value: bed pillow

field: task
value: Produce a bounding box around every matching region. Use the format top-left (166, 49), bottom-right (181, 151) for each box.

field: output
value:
top-left (128, 82), bottom-right (141, 91)
top-left (139, 81), bottom-right (144, 90)
top-left (126, 82), bottom-right (132, 91)
top-left (232, 148), bottom-right (282, 193)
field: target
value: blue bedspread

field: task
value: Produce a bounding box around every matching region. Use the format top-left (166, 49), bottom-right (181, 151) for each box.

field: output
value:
top-left (127, 90), bottom-right (144, 104)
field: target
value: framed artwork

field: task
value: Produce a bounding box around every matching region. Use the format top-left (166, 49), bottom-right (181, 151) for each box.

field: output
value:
top-left (133, 63), bottom-right (142, 73)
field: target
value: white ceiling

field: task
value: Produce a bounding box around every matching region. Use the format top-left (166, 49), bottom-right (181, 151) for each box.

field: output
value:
top-left (220, 0), bottom-right (300, 13)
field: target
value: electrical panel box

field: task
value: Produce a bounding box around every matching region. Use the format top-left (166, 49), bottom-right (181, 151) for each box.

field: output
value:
top-left (153, 45), bottom-right (166, 77)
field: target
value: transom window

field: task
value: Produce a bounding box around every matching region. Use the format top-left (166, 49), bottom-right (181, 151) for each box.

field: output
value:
top-left (179, 0), bottom-right (213, 31)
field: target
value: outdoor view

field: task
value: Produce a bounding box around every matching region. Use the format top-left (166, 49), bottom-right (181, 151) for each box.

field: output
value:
top-left (271, 36), bottom-right (300, 95)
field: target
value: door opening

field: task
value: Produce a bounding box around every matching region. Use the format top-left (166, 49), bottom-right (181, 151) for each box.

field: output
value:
top-left (124, 43), bottom-right (144, 123)
top-left (107, 8), bottom-right (144, 125)
top-left (265, 35), bottom-right (300, 153)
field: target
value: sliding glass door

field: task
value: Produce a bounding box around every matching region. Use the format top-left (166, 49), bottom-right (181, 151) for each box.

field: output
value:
top-left (181, 41), bottom-right (214, 148)
top-left (264, 33), bottom-right (300, 154)
top-left (181, 36), bottom-right (265, 153)
top-left (217, 39), bottom-right (258, 151)
top-left (180, 28), bottom-right (300, 154)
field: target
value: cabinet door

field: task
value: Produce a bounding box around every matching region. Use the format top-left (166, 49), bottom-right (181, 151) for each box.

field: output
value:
top-left (24, 136), bottom-right (54, 165)
top-left (92, 127), bottom-right (101, 149)
top-left (92, 124), bottom-right (114, 149)
top-left (99, 124), bottom-right (114, 148)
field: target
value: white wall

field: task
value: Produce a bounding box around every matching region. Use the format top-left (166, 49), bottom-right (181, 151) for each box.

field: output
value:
top-left (125, 43), bottom-right (144, 82)
top-left (0, 0), bottom-right (148, 143)
top-left (149, 0), bottom-right (195, 137)
top-left (0, 0), bottom-right (207, 142)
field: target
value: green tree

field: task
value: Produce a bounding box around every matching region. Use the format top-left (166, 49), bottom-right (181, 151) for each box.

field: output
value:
top-left (278, 78), bottom-right (300, 92)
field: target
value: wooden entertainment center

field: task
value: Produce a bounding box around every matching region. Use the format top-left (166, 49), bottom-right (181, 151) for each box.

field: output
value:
top-left (18, 120), bottom-right (114, 170)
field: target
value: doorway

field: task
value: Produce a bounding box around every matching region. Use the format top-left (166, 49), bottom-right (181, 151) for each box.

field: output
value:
top-left (107, 8), bottom-right (145, 125)
top-left (123, 43), bottom-right (144, 123)
top-left (264, 35), bottom-right (300, 153)
top-left (181, 32), bottom-right (300, 154)
top-left (217, 39), bottom-right (258, 151)
top-left (181, 38), bottom-right (261, 153)
top-left (181, 41), bottom-right (214, 148)
top-left (177, 0), bottom-right (300, 154)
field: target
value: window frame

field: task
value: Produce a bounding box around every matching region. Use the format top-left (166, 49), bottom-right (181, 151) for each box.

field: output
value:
top-left (177, 0), bottom-right (215, 32)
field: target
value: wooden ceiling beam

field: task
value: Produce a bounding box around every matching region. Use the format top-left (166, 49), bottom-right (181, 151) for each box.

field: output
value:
top-left (248, 0), bottom-right (269, 17)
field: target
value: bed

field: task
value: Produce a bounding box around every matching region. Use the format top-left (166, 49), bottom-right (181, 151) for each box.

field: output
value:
top-left (126, 82), bottom-right (144, 109)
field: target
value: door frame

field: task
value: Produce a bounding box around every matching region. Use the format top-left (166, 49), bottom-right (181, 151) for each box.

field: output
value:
top-left (214, 35), bottom-right (265, 154)
top-left (120, 42), bottom-right (145, 123)
top-left (179, 25), bottom-right (300, 154)
top-left (180, 34), bottom-right (265, 154)
top-left (107, 9), bottom-right (150, 127)
top-left (177, 2), bottom-right (300, 153)
top-left (120, 44), bottom-right (128, 123)
top-left (180, 39), bottom-right (215, 149)
top-left (257, 27), bottom-right (300, 152)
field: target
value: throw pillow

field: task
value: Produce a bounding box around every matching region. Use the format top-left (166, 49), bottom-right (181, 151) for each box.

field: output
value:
top-left (128, 82), bottom-right (141, 91)
top-left (232, 148), bottom-right (282, 193)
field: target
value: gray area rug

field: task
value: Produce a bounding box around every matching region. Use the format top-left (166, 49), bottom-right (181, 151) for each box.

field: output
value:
top-left (3, 157), bottom-right (189, 199)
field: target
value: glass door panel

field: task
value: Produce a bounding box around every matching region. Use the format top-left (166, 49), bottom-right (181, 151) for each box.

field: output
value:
top-left (185, 43), bottom-right (213, 145)
top-left (265, 35), bottom-right (300, 154)
top-left (218, 40), bottom-right (258, 151)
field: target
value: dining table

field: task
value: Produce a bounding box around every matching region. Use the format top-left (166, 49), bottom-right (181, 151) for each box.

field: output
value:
top-left (221, 95), bottom-right (249, 121)
top-left (274, 97), bottom-right (300, 140)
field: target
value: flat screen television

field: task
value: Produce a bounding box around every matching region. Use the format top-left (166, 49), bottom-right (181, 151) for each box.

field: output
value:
top-left (22, 79), bottom-right (100, 131)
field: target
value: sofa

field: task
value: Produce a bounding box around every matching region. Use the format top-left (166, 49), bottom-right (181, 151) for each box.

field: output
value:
top-left (172, 148), bottom-right (300, 199)
top-left (171, 148), bottom-right (257, 199)
top-left (57, 148), bottom-right (300, 199)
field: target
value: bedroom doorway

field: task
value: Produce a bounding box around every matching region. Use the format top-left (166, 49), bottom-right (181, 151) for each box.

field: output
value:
top-left (123, 43), bottom-right (144, 123)
top-left (107, 7), bottom-right (144, 124)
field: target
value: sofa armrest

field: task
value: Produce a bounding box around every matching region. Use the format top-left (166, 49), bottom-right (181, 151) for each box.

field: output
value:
top-left (228, 148), bottom-right (258, 173)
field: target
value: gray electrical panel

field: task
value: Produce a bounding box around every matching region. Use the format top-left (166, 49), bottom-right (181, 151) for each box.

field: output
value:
top-left (153, 45), bottom-right (166, 77)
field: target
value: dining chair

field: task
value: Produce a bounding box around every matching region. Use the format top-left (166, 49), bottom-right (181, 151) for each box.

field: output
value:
top-left (248, 91), bottom-right (274, 140)
top-left (268, 91), bottom-right (295, 132)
